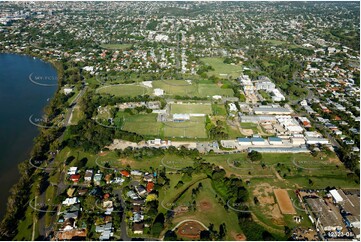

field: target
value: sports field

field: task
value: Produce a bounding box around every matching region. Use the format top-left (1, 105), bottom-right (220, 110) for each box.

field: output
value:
top-left (121, 113), bottom-right (162, 136)
top-left (153, 80), bottom-right (197, 96)
top-left (163, 117), bottom-right (207, 138)
top-left (170, 103), bottom-right (212, 114)
top-left (100, 43), bottom-right (132, 50)
top-left (200, 57), bottom-right (243, 78)
top-left (274, 189), bottom-right (296, 214)
top-left (197, 84), bottom-right (234, 97)
top-left (152, 80), bottom-right (234, 98)
top-left (96, 84), bottom-right (151, 97)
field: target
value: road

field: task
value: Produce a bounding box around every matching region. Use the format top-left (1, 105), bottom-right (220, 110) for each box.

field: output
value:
top-left (114, 188), bottom-right (131, 241)
top-left (63, 86), bottom-right (87, 127)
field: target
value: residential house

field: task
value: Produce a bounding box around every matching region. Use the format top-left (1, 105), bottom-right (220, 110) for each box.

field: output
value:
top-left (93, 173), bottom-right (103, 185)
top-left (62, 197), bottom-right (80, 206)
top-left (135, 185), bottom-right (147, 197)
top-left (84, 170), bottom-right (93, 182)
top-left (120, 170), bottom-right (130, 177)
top-left (143, 173), bottom-right (153, 182)
top-left (133, 223), bottom-right (144, 234)
top-left (146, 182), bottom-right (154, 193)
top-left (70, 174), bottom-right (81, 183)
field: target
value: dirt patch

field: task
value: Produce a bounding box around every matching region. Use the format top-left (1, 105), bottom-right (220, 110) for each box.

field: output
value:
top-left (99, 151), bottom-right (109, 157)
top-left (176, 221), bottom-right (206, 239)
top-left (231, 231), bottom-right (246, 241)
top-left (258, 195), bottom-right (275, 204)
top-left (270, 204), bottom-right (284, 225)
top-left (199, 200), bottom-right (212, 211)
top-left (274, 189), bottom-right (296, 214)
top-left (253, 183), bottom-right (285, 225)
top-left (241, 128), bottom-right (253, 136)
top-left (119, 158), bottom-right (134, 166)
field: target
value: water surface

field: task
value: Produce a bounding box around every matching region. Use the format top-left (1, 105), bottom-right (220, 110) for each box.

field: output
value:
top-left (0, 53), bottom-right (57, 219)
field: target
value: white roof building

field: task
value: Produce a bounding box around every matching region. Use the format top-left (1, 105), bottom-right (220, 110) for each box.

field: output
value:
top-left (271, 89), bottom-right (285, 102)
top-left (329, 189), bottom-right (343, 203)
top-left (62, 197), bottom-right (79, 206)
top-left (67, 167), bottom-right (78, 175)
top-left (154, 88), bottom-right (164, 96)
top-left (173, 113), bottom-right (190, 121)
top-left (63, 88), bottom-right (73, 95)
top-left (228, 103), bottom-right (238, 112)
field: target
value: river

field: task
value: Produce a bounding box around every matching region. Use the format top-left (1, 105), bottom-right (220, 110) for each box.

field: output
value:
top-left (0, 53), bottom-right (57, 219)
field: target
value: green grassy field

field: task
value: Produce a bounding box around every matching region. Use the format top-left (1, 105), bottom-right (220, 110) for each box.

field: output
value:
top-left (197, 84), bottom-right (234, 97)
top-left (170, 103), bottom-right (212, 114)
top-left (70, 106), bottom-right (84, 125)
top-left (97, 85), bottom-right (151, 97)
top-left (163, 117), bottom-right (207, 138)
top-left (152, 80), bottom-right (198, 96)
top-left (212, 104), bottom-right (227, 116)
top-left (225, 122), bottom-right (244, 139)
top-left (14, 181), bottom-right (40, 241)
top-left (121, 113), bottom-right (162, 136)
top-left (201, 57), bottom-right (243, 78)
top-left (240, 122), bottom-right (260, 134)
top-left (100, 43), bottom-right (132, 50)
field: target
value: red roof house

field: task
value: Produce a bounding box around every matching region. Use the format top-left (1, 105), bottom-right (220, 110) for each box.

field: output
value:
top-left (146, 182), bottom-right (154, 193)
top-left (120, 170), bottom-right (130, 177)
top-left (70, 174), bottom-right (81, 182)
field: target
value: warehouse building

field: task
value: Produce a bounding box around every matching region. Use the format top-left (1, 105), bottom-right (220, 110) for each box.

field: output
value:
top-left (251, 137), bottom-right (266, 145)
top-left (238, 114), bottom-right (277, 123)
top-left (291, 137), bottom-right (306, 145)
top-left (237, 138), bottom-right (252, 146)
top-left (254, 105), bottom-right (292, 115)
top-left (248, 147), bottom-right (309, 153)
top-left (305, 197), bottom-right (344, 232)
top-left (268, 137), bottom-right (283, 145)
top-left (338, 190), bottom-right (360, 229)
top-left (305, 137), bottom-right (330, 145)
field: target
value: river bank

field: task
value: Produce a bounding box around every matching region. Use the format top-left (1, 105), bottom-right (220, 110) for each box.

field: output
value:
top-left (0, 51), bottom-right (64, 239)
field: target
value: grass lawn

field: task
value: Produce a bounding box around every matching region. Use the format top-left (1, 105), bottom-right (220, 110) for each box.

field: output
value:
top-left (240, 122), bottom-right (259, 134)
top-left (14, 180), bottom-right (40, 241)
top-left (170, 178), bottom-right (243, 240)
top-left (225, 123), bottom-right (244, 139)
top-left (70, 106), bottom-right (84, 125)
top-left (258, 90), bottom-right (272, 101)
top-left (170, 103), bottom-right (212, 114)
top-left (264, 39), bottom-right (287, 46)
top-left (100, 43), bottom-right (132, 50)
top-left (96, 84), bottom-right (151, 97)
top-left (121, 113), bottom-right (162, 136)
top-left (200, 57), bottom-right (243, 79)
top-left (44, 185), bottom-right (57, 227)
top-left (204, 153), bottom-right (274, 177)
top-left (163, 117), bottom-right (207, 139)
top-left (211, 104), bottom-right (227, 116)
top-left (158, 173), bottom-right (208, 213)
top-left (14, 206), bottom-right (38, 241)
top-left (152, 80), bottom-right (198, 96)
top-left (197, 84), bottom-right (234, 97)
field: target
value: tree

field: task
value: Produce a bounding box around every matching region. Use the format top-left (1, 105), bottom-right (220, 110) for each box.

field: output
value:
top-left (248, 151), bottom-right (262, 161)
top-left (151, 213), bottom-right (165, 236)
top-left (164, 230), bottom-right (177, 241)
top-left (200, 230), bottom-right (211, 240)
